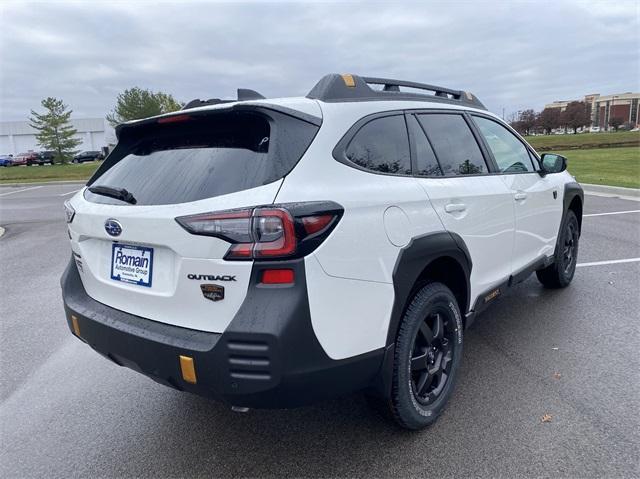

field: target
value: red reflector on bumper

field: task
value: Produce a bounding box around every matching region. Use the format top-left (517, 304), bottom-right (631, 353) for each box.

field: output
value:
top-left (261, 269), bottom-right (295, 284)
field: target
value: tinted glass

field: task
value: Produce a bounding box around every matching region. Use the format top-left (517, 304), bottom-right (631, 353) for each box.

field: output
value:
top-left (85, 111), bottom-right (318, 206)
top-left (407, 115), bottom-right (442, 176)
top-left (345, 115), bottom-right (411, 175)
top-left (474, 116), bottom-right (535, 173)
top-left (417, 114), bottom-right (486, 175)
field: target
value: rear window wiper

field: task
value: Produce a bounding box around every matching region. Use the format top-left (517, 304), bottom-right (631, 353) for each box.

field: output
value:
top-left (88, 185), bottom-right (137, 205)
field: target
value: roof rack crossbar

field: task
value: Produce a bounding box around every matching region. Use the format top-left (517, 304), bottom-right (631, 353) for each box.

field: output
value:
top-left (362, 76), bottom-right (462, 100)
top-left (306, 73), bottom-right (486, 110)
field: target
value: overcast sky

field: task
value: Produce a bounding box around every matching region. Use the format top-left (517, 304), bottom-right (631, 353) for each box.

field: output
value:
top-left (1, 0), bottom-right (638, 122)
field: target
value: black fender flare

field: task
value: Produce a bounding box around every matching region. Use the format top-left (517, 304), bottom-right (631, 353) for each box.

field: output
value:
top-left (563, 182), bottom-right (584, 235)
top-left (369, 231), bottom-right (472, 399)
top-left (385, 231), bottom-right (472, 346)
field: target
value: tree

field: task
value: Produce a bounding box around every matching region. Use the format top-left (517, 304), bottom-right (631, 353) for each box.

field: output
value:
top-left (29, 98), bottom-right (82, 163)
top-left (509, 119), bottom-right (523, 134)
top-left (609, 116), bottom-right (624, 131)
top-left (518, 109), bottom-right (537, 136)
top-left (561, 101), bottom-right (591, 134)
top-left (106, 87), bottom-right (182, 125)
top-left (536, 108), bottom-right (562, 135)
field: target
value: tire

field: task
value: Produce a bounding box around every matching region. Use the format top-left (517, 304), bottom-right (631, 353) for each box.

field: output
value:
top-left (536, 210), bottom-right (579, 288)
top-left (386, 282), bottom-right (464, 430)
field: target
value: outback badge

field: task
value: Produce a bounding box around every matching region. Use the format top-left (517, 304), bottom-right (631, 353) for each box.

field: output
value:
top-left (200, 284), bottom-right (224, 302)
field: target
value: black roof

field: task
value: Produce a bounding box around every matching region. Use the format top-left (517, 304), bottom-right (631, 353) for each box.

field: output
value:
top-left (306, 73), bottom-right (486, 110)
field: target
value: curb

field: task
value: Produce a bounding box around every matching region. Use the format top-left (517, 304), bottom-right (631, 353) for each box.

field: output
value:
top-left (0, 180), bottom-right (86, 188)
top-left (582, 183), bottom-right (640, 198)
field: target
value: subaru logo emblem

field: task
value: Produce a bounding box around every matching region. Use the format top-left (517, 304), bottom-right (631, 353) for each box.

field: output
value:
top-left (104, 219), bottom-right (122, 237)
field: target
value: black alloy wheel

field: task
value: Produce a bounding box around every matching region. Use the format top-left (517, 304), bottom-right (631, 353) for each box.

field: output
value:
top-left (410, 311), bottom-right (455, 406)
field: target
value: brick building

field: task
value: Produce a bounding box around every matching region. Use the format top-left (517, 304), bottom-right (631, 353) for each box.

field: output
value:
top-left (545, 92), bottom-right (640, 130)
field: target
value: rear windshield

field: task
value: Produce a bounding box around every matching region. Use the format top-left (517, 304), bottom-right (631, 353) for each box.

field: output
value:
top-left (85, 110), bottom-right (318, 205)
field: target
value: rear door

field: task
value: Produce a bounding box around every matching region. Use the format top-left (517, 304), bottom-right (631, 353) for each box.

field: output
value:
top-left (67, 108), bottom-right (319, 333)
top-left (409, 111), bottom-right (516, 304)
top-left (470, 114), bottom-right (563, 271)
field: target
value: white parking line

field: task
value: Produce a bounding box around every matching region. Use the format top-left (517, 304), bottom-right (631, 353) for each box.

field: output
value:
top-left (584, 210), bottom-right (640, 217)
top-left (0, 185), bottom-right (43, 197)
top-left (58, 189), bottom-right (80, 197)
top-left (577, 258), bottom-right (640, 268)
top-left (585, 192), bottom-right (640, 202)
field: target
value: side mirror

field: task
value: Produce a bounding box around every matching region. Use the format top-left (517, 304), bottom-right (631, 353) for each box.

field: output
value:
top-left (540, 153), bottom-right (567, 175)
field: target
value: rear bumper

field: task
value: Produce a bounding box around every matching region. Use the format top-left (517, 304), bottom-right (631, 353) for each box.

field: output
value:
top-left (61, 257), bottom-right (384, 408)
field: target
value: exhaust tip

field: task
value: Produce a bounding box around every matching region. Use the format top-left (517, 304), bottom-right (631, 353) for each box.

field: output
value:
top-left (231, 406), bottom-right (250, 413)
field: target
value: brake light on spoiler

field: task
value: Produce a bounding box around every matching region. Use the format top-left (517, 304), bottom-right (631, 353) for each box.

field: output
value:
top-left (175, 202), bottom-right (343, 261)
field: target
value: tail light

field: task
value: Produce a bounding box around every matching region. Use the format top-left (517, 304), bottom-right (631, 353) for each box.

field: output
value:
top-left (176, 202), bottom-right (343, 261)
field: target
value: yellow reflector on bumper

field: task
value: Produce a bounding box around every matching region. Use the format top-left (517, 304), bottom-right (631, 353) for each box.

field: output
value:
top-left (71, 315), bottom-right (81, 337)
top-left (179, 355), bottom-right (197, 384)
top-left (341, 74), bottom-right (356, 87)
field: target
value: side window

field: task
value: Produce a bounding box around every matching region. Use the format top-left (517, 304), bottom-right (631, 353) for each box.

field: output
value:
top-left (473, 116), bottom-right (536, 173)
top-left (407, 115), bottom-right (442, 176)
top-left (345, 115), bottom-right (411, 175)
top-left (417, 114), bottom-right (487, 175)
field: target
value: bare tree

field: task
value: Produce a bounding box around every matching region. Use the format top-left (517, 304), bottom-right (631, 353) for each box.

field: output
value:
top-left (561, 101), bottom-right (591, 134)
top-left (536, 108), bottom-right (562, 135)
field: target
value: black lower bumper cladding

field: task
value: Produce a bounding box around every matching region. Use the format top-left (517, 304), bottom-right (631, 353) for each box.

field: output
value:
top-left (61, 257), bottom-right (384, 408)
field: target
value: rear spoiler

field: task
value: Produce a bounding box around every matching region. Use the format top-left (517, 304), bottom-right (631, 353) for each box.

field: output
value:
top-left (114, 102), bottom-right (322, 140)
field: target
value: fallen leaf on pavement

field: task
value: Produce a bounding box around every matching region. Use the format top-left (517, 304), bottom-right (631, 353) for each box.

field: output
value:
top-left (553, 373), bottom-right (562, 379)
top-left (541, 414), bottom-right (552, 423)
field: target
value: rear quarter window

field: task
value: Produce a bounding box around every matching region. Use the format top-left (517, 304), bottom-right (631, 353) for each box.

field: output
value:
top-left (85, 110), bottom-right (318, 206)
top-left (341, 115), bottom-right (411, 175)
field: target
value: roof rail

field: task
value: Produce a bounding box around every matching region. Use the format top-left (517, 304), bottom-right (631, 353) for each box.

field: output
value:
top-left (307, 73), bottom-right (486, 110)
top-left (182, 88), bottom-right (266, 110)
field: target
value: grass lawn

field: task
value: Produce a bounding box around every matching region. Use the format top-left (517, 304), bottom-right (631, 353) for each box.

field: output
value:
top-left (525, 130), bottom-right (639, 151)
top-left (560, 147), bottom-right (640, 189)
top-left (0, 162), bottom-right (101, 184)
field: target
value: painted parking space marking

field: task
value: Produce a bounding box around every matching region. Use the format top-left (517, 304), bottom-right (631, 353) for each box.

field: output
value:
top-left (584, 192), bottom-right (640, 202)
top-left (584, 210), bottom-right (640, 217)
top-left (0, 186), bottom-right (44, 197)
top-left (58, 189), bottom-right (81, 197)
top-left (577, 258), bottom-right (640, 268)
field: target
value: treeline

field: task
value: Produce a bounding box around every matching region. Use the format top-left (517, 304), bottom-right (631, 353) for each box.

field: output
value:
top-left (509, 101), bottom-right (630, 136)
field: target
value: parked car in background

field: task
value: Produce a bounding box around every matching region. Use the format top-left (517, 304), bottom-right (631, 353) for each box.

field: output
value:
top-left (72, 151), bottom-right (104, 163)
top-left (38, 151), bottom-right (56, 165)
top-left (12, 152), bottom-right (40, 166)
top-left (0, 155), bottom-right (13, 167)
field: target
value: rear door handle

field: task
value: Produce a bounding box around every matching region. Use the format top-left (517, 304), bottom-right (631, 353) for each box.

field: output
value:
top-left (445, 203), bottom-right (467, 213)
top-left (514, 192), bottom-right (527, 201)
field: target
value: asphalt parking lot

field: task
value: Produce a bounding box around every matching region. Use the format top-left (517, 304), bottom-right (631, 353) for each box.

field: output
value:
top-left (1, 183), bottom-right (638, 478)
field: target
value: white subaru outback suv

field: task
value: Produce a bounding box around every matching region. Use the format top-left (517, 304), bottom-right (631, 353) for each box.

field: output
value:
top-left (61, 74), bottom-right (583, 429)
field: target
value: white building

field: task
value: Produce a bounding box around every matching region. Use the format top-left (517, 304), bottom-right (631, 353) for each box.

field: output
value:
top-left (0, 118), bottom-right (115, 155)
